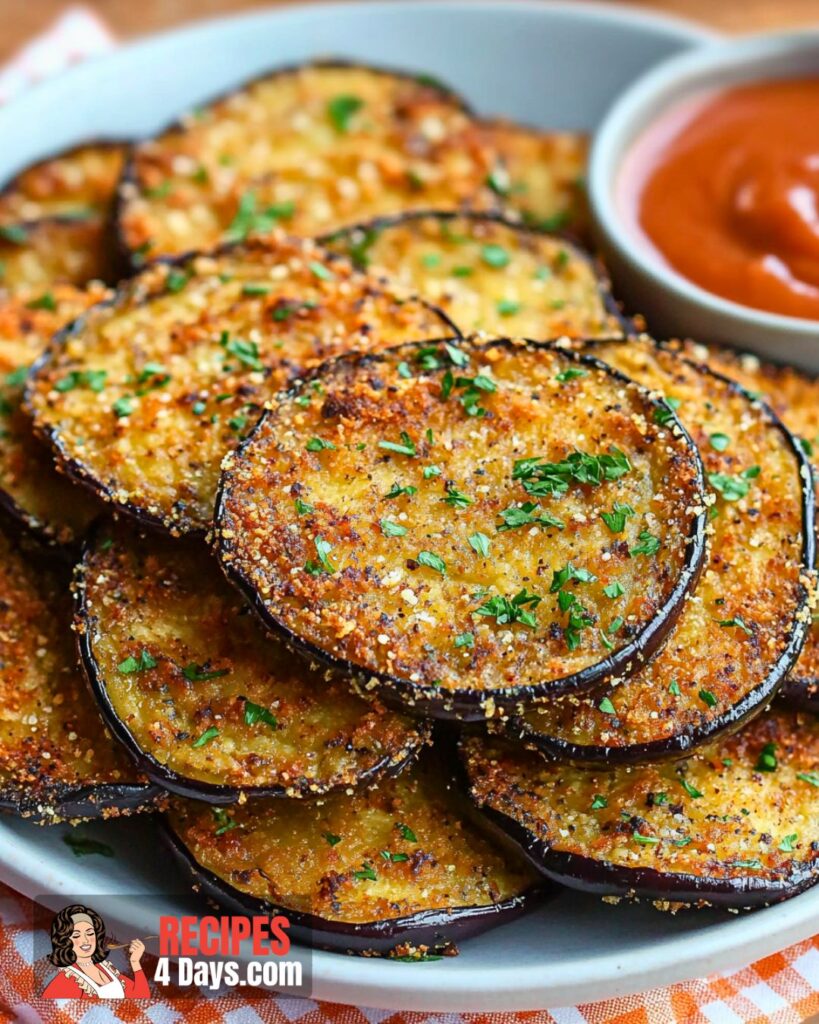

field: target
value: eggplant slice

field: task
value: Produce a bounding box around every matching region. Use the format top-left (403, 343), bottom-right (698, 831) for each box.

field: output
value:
top-left (322, 211), bottom-right (625, 339)
top-left (116, 61), bottom-right (499, 266)
top-left (0, 141), bottom-right (125, 224)
top-left (25, 236), bottom-right (456, 536)
top-left (0, 217), bottom-right (113, 293)
top-left (510, 338), bottom-right (815, 763)
top-left (76, 520), bottom-right (430, 801)
top-left (476, 120), bottom-right (589, 237)
top-left (0, 526), bottom-right (162, 823)
top-left (676, 341), bottom-right (819, 713)
top-left (0, 286), bottom-right (105, 547)
top-left (216, 337), bottom-right (706, 721)
top-left (462, 708), bottom-right (819, 910)
top-left (164, 750), bottom-right (543, 956)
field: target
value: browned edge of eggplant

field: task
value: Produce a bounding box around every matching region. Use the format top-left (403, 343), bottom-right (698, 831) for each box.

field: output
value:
top-left (0, 780), bottom-right (165, 825)
top-left (318, 208), bottom-right (636, 337)
top-left (73, 523), bottom-right (429, 804)
top-left (467, 799), bottom-right (818, 910)
top-left (507, 340), bottom-right (818, 763)
top-left (23, 241), bottom-right (462, 539)
top-left (114, 59), bottom-right (477, 273)
top-left (214, 336), bottom-right (709, 722)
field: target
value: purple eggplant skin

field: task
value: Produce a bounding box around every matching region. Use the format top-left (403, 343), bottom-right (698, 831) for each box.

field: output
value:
top-left (779, 678), bottom-right (819, 714)
top-left (0, 781), bottom-right (165, 825)
top-left (73, 520), bottom-right (431, 804)
top-left (472, 802), bottom-right (819, 910)
top-left (506, 345), bottom-right (818, 765)
top-left (319, 208), bottom-right (636, 337)
top-left (160, 817), bottom-right (547, 956)
top-left (24, 245), bottom-right (460, 540)
top-left (214, 338), bottom-right (709, 723)
top-left (113, 59), bottom-right (477, 274)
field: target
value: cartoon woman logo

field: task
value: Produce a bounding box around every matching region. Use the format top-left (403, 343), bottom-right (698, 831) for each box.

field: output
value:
top-left (41, 904), bottom-right (150, 999)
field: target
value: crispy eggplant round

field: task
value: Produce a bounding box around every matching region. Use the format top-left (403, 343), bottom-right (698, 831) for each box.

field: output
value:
top-left (163, 751), bottom-right (543, 956)
top-left (509, 338), bottom-right (816, 763)
top-left (0, 141), bottom-right (126, 224)
top-left (676, 340), bottom-right (819, 714)
top-left (322, 211), bottom-right (625, 339)
top-left (476, 120), bottom-right (589, 237)
top-left (462, 708), bottom-right (819, 909)
top-left (75, 519), bottom-right (430, 801)
top-left (25, 235), bottom-right (456, 536)
top-left (0, 217), bottom-right (112, 293)
top-left (0, 286), bottom-right (105, 548)
top-left (116, 61), bottom-right (499, 266)
top-left (215, 337), bottom-right (707, 721)
top-left (0, 527), bottom-right (162, 823)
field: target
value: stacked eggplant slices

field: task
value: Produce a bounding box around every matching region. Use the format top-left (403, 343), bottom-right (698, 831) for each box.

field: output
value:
top-left (1, 61), bottom-right (817, 959)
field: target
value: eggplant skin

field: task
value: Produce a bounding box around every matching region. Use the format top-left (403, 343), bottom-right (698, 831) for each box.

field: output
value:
top-left (672, 340), bottom-right (819, 717)
top-left (508, 338), bottom-right (817, 764)
top-left (462, 710), bottom-right (819, 910)
top-left (25, 236), bottom-right (457, 537)
top-left (320, 210), bottom-right (631, 339)
top-left (0, 781), bottom-right (165, 826)
top-left (75, 519), bottom-right (431, 802)
top-left (161, 754), bottom-right (544, 956)
top-left (215, 337), bottom-right (707, 721)
top-left (116, 60), bottom-right (498, 267)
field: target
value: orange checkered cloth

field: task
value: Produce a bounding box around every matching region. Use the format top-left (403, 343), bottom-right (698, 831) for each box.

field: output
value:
top-left (1, 7), bottom-right (819, 1023)
top-left (1, 879), bottom-right (818, 1021)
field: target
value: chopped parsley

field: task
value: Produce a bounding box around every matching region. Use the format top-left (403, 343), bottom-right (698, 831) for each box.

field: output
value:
top-left (630, 530), bottom-right (660, 556)
top-left (380, 519), bottom-right (407, 537)
top-left (716, 616), bottom-right (753, 635)
top-left (212, 808), bottom-right (238, 835)
top-left (417, 550), bottom-right (447, 575)
top-left (182, 663), bottom-right (229, 682)
top-left (454, 632), bottom-right (474, 649)
top-left (779, 833), bottom-right (798, 852)
top-left (653, 396), bottom-right (681, 426)
top-left (220, 331), bottom-right (263, 371)
top-left (708, 466), bottom-right (760, 502)
top-left (295, 497), bottom-right (315, 516)
top-left (598, 697), bottom-right (616, 715)
top-left (555, 368), bottom-right (588, 384)
top-left (118, 650), bottom-right (157, 674)
top-left (468, 532), bottom-right (491, 557)
top-left (26, 292), bottom-right (57, 311)
top-left (481, 244), bottom-right (510, 268)
top-left (797, 771), bottom-right (819, 787)
top-left (755, 742), bottom-right (777, 773)
top-left (306, 437), bottom-right (336, 452)
top-left (698, 689), bottom-right (717, 708)
top-left (309, 260), bottom-right (334, 282)
top-left (475, 589), bottom-right (541, 628)
top-left (353, 863), bottom-right (377, 882)
top-left (441, 486), bottom-right (473, 509)
top-left (385, 483), bottom-right (417, 499)
top-left (224, 191), bottom-right (294, 242)
top-left (632, 832), bottom-right (659, 846)
top-left (601, 501), bottom-right (635, 534)
top-left (603, 581), bottom-right (625, 599)
top-left (679, 778), bottom-right (703, 799)
top-left (379, 432), bottom-right (417, 457)
top-left (192, 726), bottom-right (219, 748)
top-left (55, 369), bottom-right (108, 393)
top-left (327, 94), bottom-right (364, 132)
top-left (112, 396), bottom-right (134, 418)
top-left (305, 537), bottom-right (335, 575)
top-left (513, 447), bottom-right (631, 497)
top-left (244, 700), bottom-right (278, 730)
top-left (496, 298), bottom-right (521, 317)
top-left (396, 822), bottom-right (417, 842)
top-left (497, 502), bottom-right (564, 532)
top-left (323, 832), bottom-right (342, 847)
top-left (590, 795), bottom-right (608, 810)
top-left (709, 432), bottom-right (730, 451)
top-left (63, 834), bottom-right (115, 858)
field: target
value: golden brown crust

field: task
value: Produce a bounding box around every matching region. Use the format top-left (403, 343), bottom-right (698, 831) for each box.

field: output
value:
top-left (322, 212), bottom-right (621, 339)
top-left (477, 120), bottom-right (589, 237)
top-left (166, 753), bottom-right (538, 925)
top-left (0, 217), bottom-right (112, 293)
top-left (25, 236), bottom-right (454, 535)
top-left (78, 520), bottom-right (429, 795)
top-left (216, 338), bottom-right (705, 716)
top-left (0, 527), bottom-right (158, 822)
top-left (0, 142), bottom-right (125, 224)
top-left (117, 63), bottom-right (499, 263)
top-left (514, 339), bottom-right (813, 759)
top-left (676, 340), bottom-right (819, 700)
top-left (463, 709), bottom-right (819, 900)
top-left (0, 286), bottom-right (105, 545)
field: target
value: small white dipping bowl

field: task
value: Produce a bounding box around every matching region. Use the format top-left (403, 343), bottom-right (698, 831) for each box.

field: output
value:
top-left (589, 31), bottom-right (819, 373)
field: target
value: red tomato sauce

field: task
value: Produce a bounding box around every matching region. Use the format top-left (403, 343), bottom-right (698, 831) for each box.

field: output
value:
top-left (619, 78), bottom-right (819, 320)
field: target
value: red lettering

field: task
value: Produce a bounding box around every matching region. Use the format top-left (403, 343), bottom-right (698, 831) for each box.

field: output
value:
top-left (158, 916), bottom-right (179, 957)
top-left (269, 916), bottom-right (291, 956)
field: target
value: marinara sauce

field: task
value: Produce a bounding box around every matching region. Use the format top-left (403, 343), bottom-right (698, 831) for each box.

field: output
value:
top-left (620, 78), bottom-right (819, 319)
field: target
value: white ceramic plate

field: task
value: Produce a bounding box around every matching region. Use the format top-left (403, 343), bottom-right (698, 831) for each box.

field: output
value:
top-left (4, 2), bottom-right (817, 1013)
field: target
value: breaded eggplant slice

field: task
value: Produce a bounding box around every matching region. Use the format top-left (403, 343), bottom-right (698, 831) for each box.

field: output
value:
top-left (322, 211), bottom-right (624, 339)
top-left (0, 217), bottom-right (113, 292)
top-left (117, 61), bottom-right (499, 266)
top-left (510, 338), bottom-right (815, 763)
top-left (0, 142), bottom-right (125, 223)
top-left (0, 528), bottom-right (162, 823)
top-left (215, 338), bottom-right (706, 721)
top-left (76, 520), bottom-right (430, 801)
top-left (676, 341), bottom-right (819, 713)
top-left (462, 708), bottom-right (819, 909)
top-left (25, 236), bottom-right (456, 536)
top-left (477, 121), bottom-right (589, 237)
top-left (164, 750), bottom-right (543, 956)
top-left (0, 286), bottom-right (105, 547)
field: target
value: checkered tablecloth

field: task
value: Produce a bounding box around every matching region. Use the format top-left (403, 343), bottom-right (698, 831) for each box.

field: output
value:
top-left (0, 7), bottom-right (818, 1022)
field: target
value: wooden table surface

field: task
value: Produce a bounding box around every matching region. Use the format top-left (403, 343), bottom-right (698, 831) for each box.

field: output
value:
top-left (0, 0), bottom-right (816, 65)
